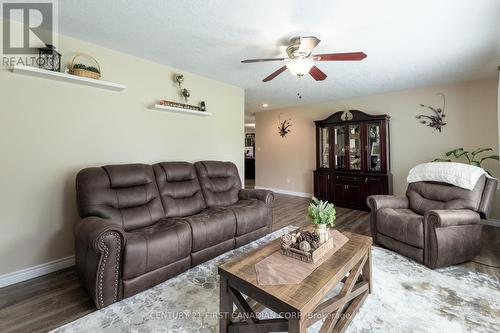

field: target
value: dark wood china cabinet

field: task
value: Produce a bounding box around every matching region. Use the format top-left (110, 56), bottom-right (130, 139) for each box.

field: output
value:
top-left (314, 110), bottom-right (392, 210)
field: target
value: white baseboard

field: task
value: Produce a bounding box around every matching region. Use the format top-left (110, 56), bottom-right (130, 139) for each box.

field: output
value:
top-left (0, 255), bottom-right (75, 288)
top-left (482, 219), bottom-right (500, 227)
top-left (255, 186), bottom-right (312, 198)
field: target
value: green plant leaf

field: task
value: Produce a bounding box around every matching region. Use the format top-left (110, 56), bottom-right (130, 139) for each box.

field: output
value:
top-left (471, 148), bottom-right (493, 157)
top-left (86, 66), bottom-right (100, 74)
top-left (439, 147), bottom-right (496, 177)
top-left (446, 148), bottom-right (469, 159)
top-left (433, 158), bottom-right (452, 162)
top-left (307, 197), bottom-right (336, 226)
top-left (480, 155), bottom-right (499, 163)
top-left (445, 148), bottom-right (462, 156)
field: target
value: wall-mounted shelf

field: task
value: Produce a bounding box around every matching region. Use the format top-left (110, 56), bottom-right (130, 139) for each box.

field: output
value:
top-left (151, 104), bottom-right (212, 116)
top-left (12, 65), bottom-right (126, 91)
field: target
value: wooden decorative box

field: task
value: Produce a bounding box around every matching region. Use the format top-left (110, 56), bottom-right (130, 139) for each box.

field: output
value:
top-left (281, 237), bottom-right (334, 263)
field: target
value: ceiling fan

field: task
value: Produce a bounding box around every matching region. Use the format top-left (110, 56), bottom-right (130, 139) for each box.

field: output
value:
top-left (241, 36), bottom-right (367, 82)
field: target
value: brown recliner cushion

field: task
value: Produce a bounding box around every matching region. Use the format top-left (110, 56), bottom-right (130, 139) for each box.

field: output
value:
top-left (406, 176), bottom-right (486, 216)
top-left (153, 162), bottom-right (206, 217)
top-left (181, 208), bottom-right (236, 252)
top-left (123, 218), bottom-right (192, 279)
top-left (194, 161), bottom-right (241, 207)
top-left (76, 164), bottom-right (165, 231)
top-left (377, 208), bottom-right (424, 248)
top-left (223, 199), bottom-right (268, 236)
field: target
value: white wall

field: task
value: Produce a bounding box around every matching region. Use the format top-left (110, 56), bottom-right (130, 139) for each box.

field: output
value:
top-left (0, 27), bottom-right (244, 275)
top-left (256, 78), bottom-right (500, 218)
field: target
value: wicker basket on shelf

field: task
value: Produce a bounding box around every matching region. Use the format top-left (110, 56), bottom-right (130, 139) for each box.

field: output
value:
top-left (69, 53), bottom-right (101, 80)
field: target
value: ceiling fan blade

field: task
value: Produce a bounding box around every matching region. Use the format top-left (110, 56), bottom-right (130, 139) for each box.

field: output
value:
top-left (241, 58), bottom-right (286, 63)
top-left (263, 66), bottom-right (287, 82)
top-left (298, 36), bottom-right (321, 55)
top-left (309, 65), bottom-right (327, 81)
top-left (313, 52), bottom-right (367, 61)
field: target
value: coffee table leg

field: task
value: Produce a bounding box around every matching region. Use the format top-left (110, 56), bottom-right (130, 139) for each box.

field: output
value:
top-left (288, 315), bottom-right (306, 333)
top-left (362, 247), bottom-right (372, 293)
top-left (219, 277), bottom-right (232, 333)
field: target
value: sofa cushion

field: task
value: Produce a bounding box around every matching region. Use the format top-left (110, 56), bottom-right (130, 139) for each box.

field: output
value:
top-left (153, 162), bottom-right (206, 218)
top-left (123, 219), bottom-right (191, 279)
top-left (194, 161), bottom-right (241, 207)
top-left (223, 199), bottom-right (268, 236)
top-left (76, 164), bottom-right (165, 231)
top-left (406, 176), bottom-right (486, 216)
top-left (377, 208), bottom-right (424, 248)
top-left (181, 208), bottom-right (236, 252)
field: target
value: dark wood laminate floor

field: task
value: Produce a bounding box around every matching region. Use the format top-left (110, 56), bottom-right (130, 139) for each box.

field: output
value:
top-left (1, 193), bottom-right (499, 333)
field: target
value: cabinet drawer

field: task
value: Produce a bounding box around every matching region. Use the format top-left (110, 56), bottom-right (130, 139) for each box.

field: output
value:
top-left (335, 175), bottom-right (361, 183)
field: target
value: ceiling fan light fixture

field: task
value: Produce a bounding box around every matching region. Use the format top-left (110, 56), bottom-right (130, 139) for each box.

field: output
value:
top-left (286, 58), bottom-right (314, 77)
top-left (241, 36), bottom-right (366, 82)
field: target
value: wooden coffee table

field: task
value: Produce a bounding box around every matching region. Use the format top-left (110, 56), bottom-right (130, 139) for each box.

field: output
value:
top-left (218, 229), bottom-right (372, 333)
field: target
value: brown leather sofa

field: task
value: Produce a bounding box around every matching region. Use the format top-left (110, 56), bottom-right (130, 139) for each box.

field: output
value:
top-left (367, 175), bottom-right (497, 269)
top-left (74, 161), bottom-right (273, 308)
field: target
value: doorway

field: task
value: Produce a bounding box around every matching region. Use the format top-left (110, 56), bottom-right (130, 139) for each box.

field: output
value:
top-left (244, 132), bottom-right (255, 189)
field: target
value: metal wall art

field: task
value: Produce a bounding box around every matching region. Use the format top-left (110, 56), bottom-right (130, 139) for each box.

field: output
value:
top-left (278, 114), bottom-right (292, 138)
top-left (174, 73), bottom-right (191, 103)
top-left (416, 93), bottom-right (447, 132)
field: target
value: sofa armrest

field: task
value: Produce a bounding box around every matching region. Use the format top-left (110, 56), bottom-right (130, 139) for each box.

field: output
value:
top-left (366, 195), bottom-right (409, 244)
top-left (74, 217), bottom-right (126, 309)
top-left (366, 195), bottom-right (409, 211)
top-left (239, 189), bottom-right (274, 208)
top-left (425, 209), bottom-right (480, 228)
top-left (423, 210), bottom-right (482, 269)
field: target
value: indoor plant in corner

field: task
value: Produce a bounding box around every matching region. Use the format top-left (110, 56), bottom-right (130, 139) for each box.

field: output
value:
top-left (434, 147), bottom-right (499, 175)
top-left (308, 197), bottom-right (336, 244)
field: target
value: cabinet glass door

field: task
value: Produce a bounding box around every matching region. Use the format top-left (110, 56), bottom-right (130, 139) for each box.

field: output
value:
top-left (334, 126), bottom-right (346, 169)
top-left (319, 127), bottom-right (330, 168)
top-left (367, 123), bottom-right (382, 171)
top-left (348, 124), bottom-right (362, 170)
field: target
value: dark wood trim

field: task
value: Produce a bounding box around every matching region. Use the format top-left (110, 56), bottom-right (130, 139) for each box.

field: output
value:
top-left (315, 125), bottom-right (320, 169)
top-left (314, 110), bottom-right (390, 125)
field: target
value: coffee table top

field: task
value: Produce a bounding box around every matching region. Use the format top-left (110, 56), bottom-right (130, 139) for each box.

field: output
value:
top-left (218, 228), bottom-right (372, 313)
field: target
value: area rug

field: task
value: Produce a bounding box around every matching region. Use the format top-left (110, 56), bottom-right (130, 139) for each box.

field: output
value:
top-left (54, 226), bottom-right (500, 333)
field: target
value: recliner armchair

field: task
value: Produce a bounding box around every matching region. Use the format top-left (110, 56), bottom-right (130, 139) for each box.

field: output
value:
top-left (367, 175), bottom-right (497, 269)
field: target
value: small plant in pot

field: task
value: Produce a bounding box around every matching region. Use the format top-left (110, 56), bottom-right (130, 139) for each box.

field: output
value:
top-left (308, 197), bottom-right (336, 244)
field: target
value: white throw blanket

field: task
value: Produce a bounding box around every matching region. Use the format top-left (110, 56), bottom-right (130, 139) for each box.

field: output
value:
top-left (407, 162), bottom-right (488, 191)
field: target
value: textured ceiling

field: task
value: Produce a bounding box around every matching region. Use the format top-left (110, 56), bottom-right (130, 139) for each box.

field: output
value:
top-left (59, 0), bottom-right (500, 115)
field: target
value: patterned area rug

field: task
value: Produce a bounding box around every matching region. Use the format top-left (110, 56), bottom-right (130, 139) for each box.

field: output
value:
top-left (54, 226), bottom-right (500, 333)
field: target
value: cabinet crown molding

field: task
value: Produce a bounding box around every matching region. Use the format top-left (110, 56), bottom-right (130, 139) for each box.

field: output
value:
top-left (314, 110), bottom-right (390, 125)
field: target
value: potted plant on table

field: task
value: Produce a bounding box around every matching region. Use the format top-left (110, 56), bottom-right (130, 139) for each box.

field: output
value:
top-left (308, 197), bottom-right (336, 244)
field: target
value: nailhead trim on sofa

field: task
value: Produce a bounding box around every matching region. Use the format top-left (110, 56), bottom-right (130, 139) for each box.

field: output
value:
top-left (96, 231), bottom-right (122, 308)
